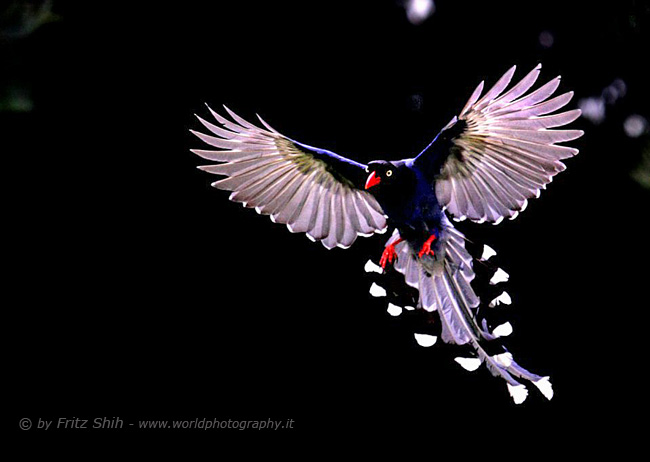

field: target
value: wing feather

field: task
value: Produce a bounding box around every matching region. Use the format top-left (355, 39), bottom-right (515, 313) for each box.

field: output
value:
top-left (192, 107), bottom-right (387, 248)
top-left (433, 65), bottom-right (583, 223)
top-left (491, 64), bottom-right (541, 107)
top-left (288, 178), bottom-right (320, 234)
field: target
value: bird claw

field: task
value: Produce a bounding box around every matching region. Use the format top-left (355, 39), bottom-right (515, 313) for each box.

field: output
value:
top-left (380, 237), bottom-right (404, 269)
top-left (418, 234), bottom-right (437, 258)
top-left (380, 245), bottom-right (398, 269)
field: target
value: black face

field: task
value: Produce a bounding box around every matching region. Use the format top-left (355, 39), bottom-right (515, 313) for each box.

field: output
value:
top-left (364, 160), bottom-right (400, 191)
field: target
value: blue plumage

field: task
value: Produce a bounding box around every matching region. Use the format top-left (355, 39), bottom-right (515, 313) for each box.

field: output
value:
top-left (363, 118), bottom-right (467, 253)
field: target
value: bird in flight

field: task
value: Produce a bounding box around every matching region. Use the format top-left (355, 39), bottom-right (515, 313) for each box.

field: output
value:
top-left (191, 64), bottom-right (583, 403)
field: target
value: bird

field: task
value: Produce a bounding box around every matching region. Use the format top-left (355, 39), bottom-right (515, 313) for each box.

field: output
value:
top-left (190, 64), bottom-right (583, 403)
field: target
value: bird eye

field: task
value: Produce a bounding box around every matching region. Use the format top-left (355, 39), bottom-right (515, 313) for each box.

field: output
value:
top-left (386, 170), bottom-right (393, 177)
top-left (365, 166), bottom-right (370, 173)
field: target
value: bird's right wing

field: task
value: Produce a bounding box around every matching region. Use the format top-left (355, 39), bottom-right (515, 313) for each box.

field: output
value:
top-left (191, 106), bottom-right (387, 249)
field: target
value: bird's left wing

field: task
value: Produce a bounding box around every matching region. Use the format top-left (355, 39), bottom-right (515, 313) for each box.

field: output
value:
top-left (418, 64), bottom-right (584, 224)
top-left (191, 106), bottom-right (387, 249)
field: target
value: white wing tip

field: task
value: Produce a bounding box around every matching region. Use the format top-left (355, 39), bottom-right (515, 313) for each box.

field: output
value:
top-left (414, 333), bottom-right (437, 347)
top-left (319, 238), bottom-right (337, 250)
top-left (520, 199), bottom-right (529, 212)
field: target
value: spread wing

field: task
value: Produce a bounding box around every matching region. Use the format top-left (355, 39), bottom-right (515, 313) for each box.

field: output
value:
top-left (423, 64), bottom-right (584, 224)
top-left (191, 106), bottom-right (387, 249)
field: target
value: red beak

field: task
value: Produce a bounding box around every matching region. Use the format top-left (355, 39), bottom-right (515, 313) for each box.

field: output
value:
top-left (365, 171), bottom-right (381, 190)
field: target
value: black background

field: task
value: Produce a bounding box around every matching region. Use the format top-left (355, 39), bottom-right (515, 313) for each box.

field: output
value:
top-left (6, 0), bottom-right (649, 447)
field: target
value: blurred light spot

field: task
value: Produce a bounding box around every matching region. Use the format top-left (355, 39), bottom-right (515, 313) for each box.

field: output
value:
top-left (578, 97), bottom-right (606, 125)
top-left (628, 14), bottom-right (638, 31)
top-left (630, 144), bottom-right (650, 189)
top-left (0, 84), bottom-right (33, 112)
top-left (623, 114), bottom-right (648, 138)
top-left (0, 0), bottom-right (59, 40)
top-left (603, 78), bottom-right (627, 104)
top-left (579, 79), bottom-right (628, 125)
top-left (409, 93), bottom-right (423, 111)
top-left (405, 0), bottom-right (435, 25)
top-left (538, 30), bottom-right (554, 48)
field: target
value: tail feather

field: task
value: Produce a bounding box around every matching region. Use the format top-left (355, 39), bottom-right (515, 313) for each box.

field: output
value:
top-left (434, 270), bottom-right (473, 344)
top-left (370, 222), bottom-right (552, 403)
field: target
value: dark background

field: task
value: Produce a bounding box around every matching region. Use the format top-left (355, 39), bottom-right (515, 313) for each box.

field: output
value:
top-left (6, 0), bottom-right (649, 446)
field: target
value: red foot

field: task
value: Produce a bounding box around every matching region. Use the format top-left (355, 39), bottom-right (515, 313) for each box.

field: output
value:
top-left (380, 238), bottom-right (404, 269)
top-left (418, 234), bottom-right (437, 258)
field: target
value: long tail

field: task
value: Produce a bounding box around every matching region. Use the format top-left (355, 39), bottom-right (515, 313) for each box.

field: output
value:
top-left (365, 221), bottom-right (553, 403)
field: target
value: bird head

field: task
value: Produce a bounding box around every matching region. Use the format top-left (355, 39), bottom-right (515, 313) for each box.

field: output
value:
top-left (364, 160), bottom-right (398, 191)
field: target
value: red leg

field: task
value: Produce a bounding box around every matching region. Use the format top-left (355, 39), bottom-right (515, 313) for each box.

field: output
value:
top-left (418, 234), bottom-right (437, 258)
top-left (380, 237), bottom-right (404, 269)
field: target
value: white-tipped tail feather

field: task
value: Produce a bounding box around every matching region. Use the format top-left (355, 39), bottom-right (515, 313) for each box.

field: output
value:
top-left (492, 322), bottom-right (513, 338)
top-left (507, 383), bottom-right (529, 405)
top-left (533, 376), bottom-right (554, 400)
top-left (379, 220), bottom-right (551, 403)
top-left (386, 303), bottom-right (402, 317)
top-left (455, 357), bottom-right (482, 372)
top-left (489, 291), bottom-right (512, 307)
top-left (369, 283), bottom-right (387, 297)
top-left (490, 268), bottom-right (510, 285)
top-left (364, 259), bottom-right (383, 274)
top-left (414, 333), bottom-right (438, 347)
top-left (480, 244), bottom-right (497, 261)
